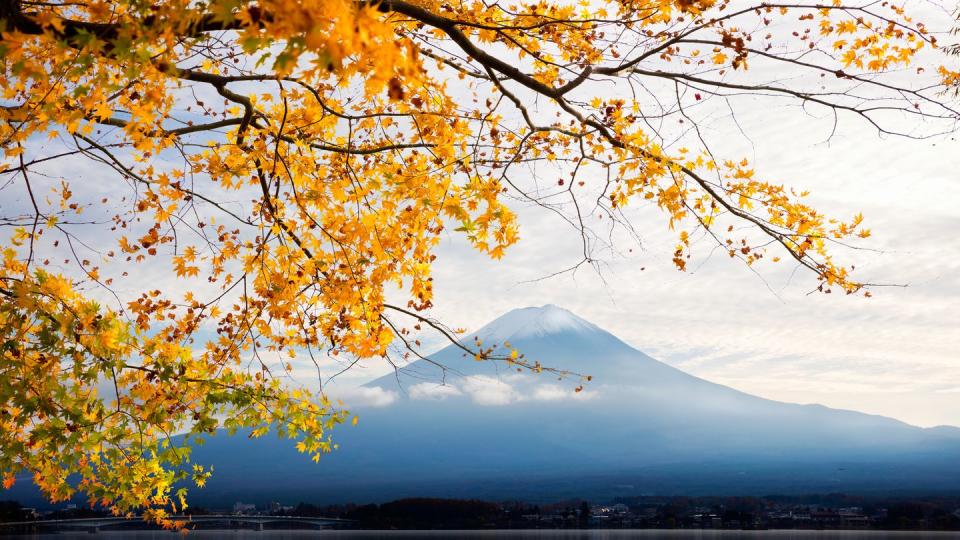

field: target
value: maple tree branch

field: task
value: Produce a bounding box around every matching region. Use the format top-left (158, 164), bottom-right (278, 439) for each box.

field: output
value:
top-left (90, 115), bottom-right (246, 136)
top-left (0, 0), bottom-right (244, 47)
top-left (373, 0), bottom-right (589, 99)
top-left (382, 303), bottom-right (582, 380)
top-left (73, 133), bottom-right (255, 227)
top-left (630, 68), bottom-right (921, 137)
top-left (676, 38), bottom-right (960, 118)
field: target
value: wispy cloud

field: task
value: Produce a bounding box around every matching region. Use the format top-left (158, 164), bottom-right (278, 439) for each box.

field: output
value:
top-left (328, 386), bottom-right (398, 408)
top-left (408, 383), bottom-right (463, 400)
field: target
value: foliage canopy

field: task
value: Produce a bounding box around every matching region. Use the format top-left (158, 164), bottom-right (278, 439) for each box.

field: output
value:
top-left (0, 0), bottom-right (957, 526)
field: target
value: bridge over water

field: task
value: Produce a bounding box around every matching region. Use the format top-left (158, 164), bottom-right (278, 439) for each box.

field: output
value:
top-left (0, 514), bottom-right (353, 533)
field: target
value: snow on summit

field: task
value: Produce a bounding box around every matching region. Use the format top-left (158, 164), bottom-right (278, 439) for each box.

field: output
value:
top-left (470, 304), bottom-right (601, 344)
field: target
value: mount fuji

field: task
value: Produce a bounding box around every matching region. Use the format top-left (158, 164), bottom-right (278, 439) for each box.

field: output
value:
top-left (8, 305), bottom-right (960, 507)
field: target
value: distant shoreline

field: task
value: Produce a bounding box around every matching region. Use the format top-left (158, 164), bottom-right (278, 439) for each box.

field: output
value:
top-left (4, 528), bottom-right (960, 539)
top-left (4, 494), bottom-right (960, 535)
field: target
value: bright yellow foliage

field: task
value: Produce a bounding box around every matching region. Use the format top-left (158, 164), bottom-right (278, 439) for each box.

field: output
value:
top-left (0, 0), bottom-right (955, 526)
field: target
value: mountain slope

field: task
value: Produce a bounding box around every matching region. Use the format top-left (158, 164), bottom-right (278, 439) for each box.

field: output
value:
top-left (368, 304), bottom-right (711, 391)
top-left (174, 305), bottom-right (959, 505)
top-left (6, 305), bottom-right (959, 508)
top-left (367, 305), bottom-right (950, 457)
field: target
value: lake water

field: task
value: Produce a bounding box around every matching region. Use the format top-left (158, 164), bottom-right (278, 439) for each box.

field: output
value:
top-left (9, 531), bottom-right (960, 539)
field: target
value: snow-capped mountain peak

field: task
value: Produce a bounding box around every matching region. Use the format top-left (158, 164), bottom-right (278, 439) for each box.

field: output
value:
top-left (469, 304), bottom-right (601, 344)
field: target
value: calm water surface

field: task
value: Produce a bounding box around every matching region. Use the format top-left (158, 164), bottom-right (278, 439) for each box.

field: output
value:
top-left (10, 531), bottom-right (960, 539)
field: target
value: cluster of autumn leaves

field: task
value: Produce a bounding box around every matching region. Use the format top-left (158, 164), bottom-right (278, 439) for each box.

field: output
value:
top-left (0, 0), bottom-right (957, 527)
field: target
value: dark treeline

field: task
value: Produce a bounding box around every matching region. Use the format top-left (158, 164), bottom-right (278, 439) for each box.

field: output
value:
top-left (0, 501), bottom-right (25, 522)
top-left (3, 494), bottom-right (960, 531)
top-left (347, 498), bottom-right (501, 529)
top-left (608, 495), bottom-right (960, 531)
top-left (281, 494), bottom-right (960, 531)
